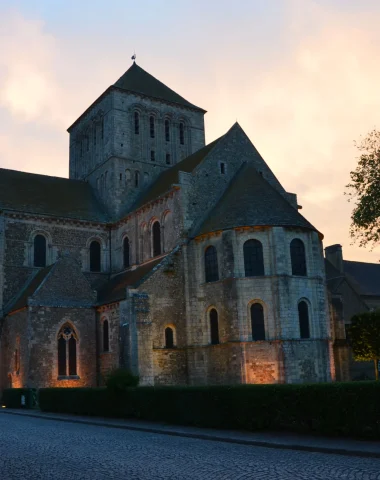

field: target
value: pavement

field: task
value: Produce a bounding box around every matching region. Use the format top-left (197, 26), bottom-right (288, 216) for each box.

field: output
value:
top-left (1, 411), bottom-right (380, 480)
top-left (1, 408), bottom-right (380, 459)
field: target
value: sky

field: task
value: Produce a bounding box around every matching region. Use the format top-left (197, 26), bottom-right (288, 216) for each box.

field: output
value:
top-left (1, 0), bottom-right (380, 262)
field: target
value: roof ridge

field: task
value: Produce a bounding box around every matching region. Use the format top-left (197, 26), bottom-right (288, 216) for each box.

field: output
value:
top-left (0, 168), bottom-right (87, 184)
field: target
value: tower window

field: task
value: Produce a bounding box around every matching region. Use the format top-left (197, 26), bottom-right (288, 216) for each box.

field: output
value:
top-left (152, 221), bottom-right (161, 257)
top-left (135, 171), bottom-right (140, 187)
top-left (179, 122), bottom-right (184, 145)
top-left (290, 239), bottom-right (307, 276)
top-left (251, 303), bottom-right (265, 341)
top-left (134, 112), bottom-right (140, 135)
top-left (103, 319), bottom-right (109, 352)
top-left (165, 119), bottom-right (170, 142)
top-left (205, 246), bottom-right (219, 282)
top-left (34, 234), bottom-right (47, 268)
top-left (220, 162), bottom-right (225, 174)
top-left (166, 153), bottom-right (171, 165)
top-left (298, 301), bottom-right (310, 339)
top-left (209, 309), bottom-right (219, 345)
top-left (150, 116), bottom-right (155, 138)
top-left (244, 239), bottom-right (264, 276)
top-left (89, 240), bottom-right (101, 272)
top-left (165, 327), bottom-right (174, 348)
top-left (151, 150), bottom-right (155, 162)
top-left (123, 237), bottom-right (130, 268)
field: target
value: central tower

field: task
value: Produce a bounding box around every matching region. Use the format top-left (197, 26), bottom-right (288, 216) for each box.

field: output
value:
top-left (67, 62), bottom-right (206, 218)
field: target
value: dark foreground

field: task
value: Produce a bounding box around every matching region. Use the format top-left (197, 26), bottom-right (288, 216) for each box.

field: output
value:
top-left (1, 414), bottom-right (380, 480)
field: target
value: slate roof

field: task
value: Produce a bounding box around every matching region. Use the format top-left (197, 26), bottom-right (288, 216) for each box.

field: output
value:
top-left (114, 62), bottom-right (205, 112)
top-left (195, 162), bottom-right (317, 236)
top-left (131, 135), bottom-right (225, 211)
top-left (343, 260), bottom-right (380, 297)
top-left (97, 257), bottom-right (164, 305)
top-left (0, 169), bottom-right (108, 222)
top-left (4, 265), bottom-right (54, 314)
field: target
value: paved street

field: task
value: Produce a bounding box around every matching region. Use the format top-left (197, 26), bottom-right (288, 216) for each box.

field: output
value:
top-left (1, 414), bottom-right (380, 480)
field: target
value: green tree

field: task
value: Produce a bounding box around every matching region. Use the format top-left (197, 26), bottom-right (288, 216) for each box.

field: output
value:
top-left (346, 129), bottom-right (380, 248)
top-left (347, 311), bottom-right (380, 380)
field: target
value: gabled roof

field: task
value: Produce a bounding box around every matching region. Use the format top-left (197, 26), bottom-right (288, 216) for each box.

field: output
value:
top-left (343, 260), bottom-right (380, 297)
top-left (4, 265), bottom-right (54, 314)
top-left (97, 257), bottom-right (164, 305)
top-left (0, 169), bottom-right (108, 222)
top-left (195, 162), bottom-right (317, 236)
top-left (114, 62), bottom-right (205, 112)
top-left (130, 134), bottom-right (225, 211)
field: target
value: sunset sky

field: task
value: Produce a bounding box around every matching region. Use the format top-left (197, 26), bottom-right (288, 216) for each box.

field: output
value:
top-left (1, 0), bottom-right (380, 262)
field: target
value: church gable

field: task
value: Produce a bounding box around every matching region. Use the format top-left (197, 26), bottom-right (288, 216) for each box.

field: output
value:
top-left (30, 256), bottom-right (96, 307)
top-left (113, 62), bottom-right (205, 112)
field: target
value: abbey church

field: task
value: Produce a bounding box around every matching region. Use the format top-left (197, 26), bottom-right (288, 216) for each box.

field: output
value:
top-left (0, 61), bottom-right (348, 390)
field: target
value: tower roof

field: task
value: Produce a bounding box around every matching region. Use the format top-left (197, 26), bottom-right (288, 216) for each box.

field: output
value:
top-left (194, 162), bottom-right (318, 236)
top-left (114, 62), bottom-right (205, 112)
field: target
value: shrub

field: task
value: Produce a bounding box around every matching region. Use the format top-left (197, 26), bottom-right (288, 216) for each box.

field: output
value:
top-left (38, 381), bottom-right (380, 439)
top-left (105, 368), bottom-right (139, 392)
top-left (1, 388), bottom-right (37, 409)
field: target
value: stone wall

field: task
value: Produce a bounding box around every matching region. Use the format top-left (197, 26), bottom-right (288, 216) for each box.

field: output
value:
top-left (27, 306), bottom-right (96, 389)
top-left (0, 309), bottom-right (28, 391)
top-left (2, 215), bottom-right (108, 308)
top-left (70, 84), bottom-right (205, 218)
top-left (97, 304), bottom-right (120, 384)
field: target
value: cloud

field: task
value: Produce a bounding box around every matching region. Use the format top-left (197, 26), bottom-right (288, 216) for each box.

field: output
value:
top-left (1, 1), bottom-right (380, 262)
top-left (201, 0), bottom-right (380, 261)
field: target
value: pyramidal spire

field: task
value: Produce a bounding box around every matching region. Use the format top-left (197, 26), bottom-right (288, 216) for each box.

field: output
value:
top-left (113, 63), bottom-right (205, 112)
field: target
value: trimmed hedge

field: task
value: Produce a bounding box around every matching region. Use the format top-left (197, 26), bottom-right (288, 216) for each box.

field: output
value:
top-left (38, 382), bottom-right (380, 439)
top-left (1, 388), bottom-right (36, 409)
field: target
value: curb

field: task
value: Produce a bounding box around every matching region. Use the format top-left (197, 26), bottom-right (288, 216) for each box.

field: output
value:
top-left (2, 410), bottom-right (380, 459)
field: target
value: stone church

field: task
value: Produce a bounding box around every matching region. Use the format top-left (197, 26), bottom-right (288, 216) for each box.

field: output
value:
top-left (0, 61), bottom-right (338, 390)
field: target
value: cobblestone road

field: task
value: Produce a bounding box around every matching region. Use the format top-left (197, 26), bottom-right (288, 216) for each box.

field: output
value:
top-left (1, 414), bottom-right (380, 480)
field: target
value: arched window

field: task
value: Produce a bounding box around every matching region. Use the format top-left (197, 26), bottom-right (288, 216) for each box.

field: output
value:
top-left (90, 240), bottom-right (101, 272)
top-left (135, 171), bottom-right (140, 188)
top-left (244, 240), bottom-right (264, 276)
top-left (165, 327), bottom-right (174, 348)
top-left (125, 169), bottom-right (131, 184)
top-left (34, 234), bottom-right (46, 267)
top-left (298, 301), bottom-right (310, 339)
top-left (251, 303), bottom-right (265, 341)
top-left (205, 246), bottom-right (219, 282)
top-left (290, 239), bottom-right (307, 276)
top-left (165, 119), bottom-right (170, 142)
top-left (152, 221), bottom-right (161, 257)
top-left (150, 116), bottom-right (155, 138)
top-left (103, 319), bottom-right (109, 352)
top-left (123, 237), bottom-right (130, 268)
top-left (134, 111), bottom-right (139, 134)
top-left (166, 153), bottom-right (171, 165)
top-left (58, 325), bottom-right (78, 377)
top-left (179, 122), bottom-right (185, 145)
top-left (210, 309), bottom-right (219, 345)
top-left (144, 172), bottom-right (150, 184)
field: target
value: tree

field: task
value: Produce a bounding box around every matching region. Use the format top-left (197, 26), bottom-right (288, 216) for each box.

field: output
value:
top-left (347, 311), bottom-right (380, 380)
top-left (346, 129), bottom-right (380, 248)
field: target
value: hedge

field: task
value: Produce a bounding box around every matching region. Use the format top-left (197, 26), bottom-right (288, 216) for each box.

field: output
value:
top-left (1, 388), bottom-right (37, 409)
top-left (38, 382), bottom-right (380, 439)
